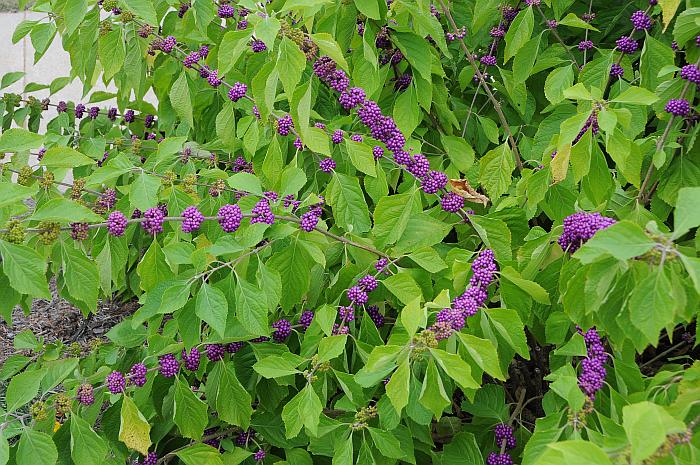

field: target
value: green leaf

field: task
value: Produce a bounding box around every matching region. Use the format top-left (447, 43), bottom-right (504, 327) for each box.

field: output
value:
top-left (557, 13), bottom-right (600, 30)
top-left (383, 273), bottom-right (422, 305)
top-left (195, 283), bottom-right (228, 338)
top-left (129, 172), bottom-right (161, 211)
top-left (394, 212), bottom-right (452, 254)
top-left (17, 430), bottom-right (57, 465)
top-left (430, 348), bottom-right (480, 390)
top-left (70, 414), bottom-right (108, 465)
top-left (253, 353), bottom-right (304, 378)
top-left (174, 376), bottom-right (208, 439)
top-left (218, 30), bottom-right (254, 75)
top-left (679, 254), bottom-right (700, 294)
top-left (61, 243), bottom-right (99, 311)
top-left (40, 146), bottom-right (94, 168)
top-left (408, 247), bottom-right (447, 273)
top-left (282, 384), bottom-right (323, 438)
top-left (0, 182), bottom-right (37, 208)
top-left (119, 396), bottom-right (152, 455)
top-left (255, 16), bottom-right (280, 49)
top-left (137, 240), bottom-right (175, 292)
top-left (544, 66), bottom-right (574, 105)
top-left (456, 333), bottom-right (505, 380)
top-left (32, 198), bottom-right (103, 223)
top-left (393, 31), bottom-right (432, 80)
top-left (610, 86), bottom-right (659, 105)
top-left (0, 241), bottom-right (50, 299)
top-left (400, 297), bottom-right (425, 337)
top-left (170, 70), bottom-right (193, 128)
top-left (228, 172), bottom-right (263, 195)
top-left (277, 38), bottom-right (307, 99)
top-left (353, 0), bottom-right (379, 19)
top-left (345, 139), bottom-right (376, 177)
top-left (393, 85), bottom-right (421, 138)
top-left (318, 335), bottom-right (347, 363)
top-left (504, 7), bottom-right (534, 63)
top-left (0, 434), bottom-right (8, 465)
top-left (419, 358), bottom-right (450, 419)
top-left (639, 35), bottom-right (674, 91)
top-left (479, 143), bottom-right (515, 199)
top-left (574, 221), bottom-right (656, 263)
top-left (0, 128), bottom-right (44, 152)
top-left (513, 33), bottom-right (541, 83)
top-left (659, 0), bottom-right (681, 31)
top-left (176, 444), bottom-right (224, 465)
top-left (206, 362), bottom-right (252, 429)
top-left (442, 432), bottom-right (483, 465)
top-left (1, 71), bottom-right (25, 88)
top-left (673, 7), bottom-right (700, 45)
top-left (98, 28), bottom-right (125, 81)
top-left (368, 427), bottom-right (404, 459)
top-left (499, 267), bottom-right (550, 304)
top-left (484, 308), bottom-right (529, 359)
top-left (325, 173), bottom-right (371, 233)
top-left (536, 440), bottom-right (612, 465)
top-left (386, 359), bottom-right (410, 413)
top-left (672, 187), bottom-right (700, 239)
top-left (123, 0), bottom-right (158, 25)
top-left (6, 368), bottom-right (45, 412)
top-left (629, 270), bottom-right (676, 343)
top-left (372, 191), bottom-right (421, 247)
top-left (192, 0), bottom-right (215, 36)
top-left (623, 401), bottom-right (686, 464)
top-left (441, 135), bottom-right (474, 172)
top-left (236, 278), bottom-right (270, 336)
top-left (545, 365), bottom-right (585, 411)
top-left (469, 216), bottom-right (512, 262)
top-left (269, 236), bottom-right (314, 310)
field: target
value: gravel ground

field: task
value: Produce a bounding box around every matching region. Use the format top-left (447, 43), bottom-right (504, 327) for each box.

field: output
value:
top-left (0, 282), bottom-right (137, 364)
top-left (0, 0), bottom-right (19, 13)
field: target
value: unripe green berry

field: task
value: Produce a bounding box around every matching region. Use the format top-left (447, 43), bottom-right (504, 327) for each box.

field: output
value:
top-left (4, 219), bottom-right (26, 244)
top-left (17, 166), bottom-right (33, 186)
top-left (37, 221), bottom-right (61, 245)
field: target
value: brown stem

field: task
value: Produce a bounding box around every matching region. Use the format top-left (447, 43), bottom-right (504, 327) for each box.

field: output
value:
top-left (437, 0), bottom-right (523, 172)
top-left (535, 5), bottom-right (580, 68)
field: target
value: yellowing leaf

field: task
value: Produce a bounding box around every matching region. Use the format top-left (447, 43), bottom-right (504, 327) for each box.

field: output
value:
top-left (119, 396), bottom-right (152, 455)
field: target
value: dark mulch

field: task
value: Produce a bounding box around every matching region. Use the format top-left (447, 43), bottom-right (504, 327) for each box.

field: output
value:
top-left (0, 284), bottom-right (136, 364)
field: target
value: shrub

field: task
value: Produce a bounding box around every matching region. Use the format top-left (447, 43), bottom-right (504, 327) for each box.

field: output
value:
top-left (0, 1), bottom-right (699, 464)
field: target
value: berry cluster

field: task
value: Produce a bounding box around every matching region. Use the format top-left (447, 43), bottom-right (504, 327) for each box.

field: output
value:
top-left (250, 199), bottom-right (274, 224)
top-left (558, 212), bottom-right (616, 253)
top-left (107, 371), bottom-right (126, 394)
top-left (77, 384), bottom-right (95, 405)
top-left (107, 211), bottom-right (128, 237)
top-left (578, 328), bottom-right (607, 399)
top-left (298, 310), bottom-right (314, 331)
top-left (206, 344), bottom-right (226, 361)
top-left (159, 354), bottom-right (180, 378)
top-left (319, 158), bottom-right (336, 173)
top-left (218, 204), bottom-right (243, 233)
top-left (665, 98), bottom-right (691, 116)
top-left (182, 347), bottom-right (201, 371)
top-left (129, 363), bottom-right (147, 387)
top-left (228, 82), bottom-right (247, 102)
top-left (277, 114), bottom-right (294, 135)
top-left (142, 207), bottom-right (165, 235)
top-left (429, 249), bottom-right (496, 340)
top-left (272, 319), bottom-right (292, 342)
top-left (181, 206), bottom-right (204, 233)
top-left (680, 64), bottom-right (700, 84)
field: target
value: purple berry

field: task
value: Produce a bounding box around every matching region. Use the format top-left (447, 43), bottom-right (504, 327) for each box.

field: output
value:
top-left (494, 424), bottom-right (516, 450)
top-left (142, 207), bottom-right (165, 235)
top-left (182, 347), bottom-right (201, 371)
top-left (372, 146), bottom-right (384, 159)
top-left (272, 319), bottom-right (292, 342)
top-left (218, 4), bottom-right (235, 17)
top-left (206, 344), bottom-right (226, 361)
top-left (254, 449), bottom-right (266, 462)
top-left (347, 286), bottom-right (368, 305)
top-left (88, 106), bottom-right (99, 119)
top-left (158, 354), bottom-right (179, 378)
top-left (75, 104), bottom-right (86, 118)
top-left (358, 275), bottom-right (378, 292)
top-left (57, 101), bottom-right (67, 113)
top-left (440, 192), bottom-right (465, 213)
top-left (124, 109), bottom-right (135, 123)
top-left (207, 69), bottom-right (223, 87)
top-left (218, 204), bottom-right (243, 233)
top-left (609, 63), bottom-right (624, 79)
top-left (181, 206), bottom-right (204, 233)
top-left (630, 10), bottom-right (652, 30)
top-left (319, 158), bottom-right (336, 173)
top-left (616, 36), bottom-right (638, 54)
top-left (374, 257), bottom-right (390, 275)
top-left (70, 222), bottom-right (89, 241)
top-left (298, 310), bottom-right (314, 331)
top-left (480, 55), bottom-right (497, 66)
top-left (107, 371), bottom-right (126, 394)
top-left (228, 82), bottom-right (247, 102)
top-left (665, 98), bottom-right (691, 117)
top-left (129, 363), bottom-right (148, 387)
top-left (487, 452), bottom-right (513, 465)
top-left (332, 130), bottom-right (344, 144)
top-left (251, 39), bottom-right (267, 52)
top-left (183, 51), bottom-right (200, 68)
top-left (250, 199), bottom-right (274, 225)
top-left (338, 305), bottom-right (355, 322)
top-left (420, 170), bottom-right (448, 194)
top-left (77, 384), bottom-right (95, 405)
top-left (558, 212), bottom-right (616, 253)
top-left (226, 342), bottom-right (245, 353)
top-left (680, 64), bottom-right (700, 84)
top-left (578, 40), bottom-right (594, 51)
top-left (160, 36), bottom-right (177, 53)
top-left (366, 305), bottom-right (384, 327)
top-left (300, 210), bottom-right (320, 232)
top-left (338, 87), bottom-right (366, 110)
top-left (277, 114), bottom-right (294, 136)
top-left (107, 211), bottom-right (128, 237)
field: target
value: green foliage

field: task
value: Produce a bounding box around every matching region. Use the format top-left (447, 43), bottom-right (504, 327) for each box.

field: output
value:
top-left (0, 1), bottom-right (699, 464)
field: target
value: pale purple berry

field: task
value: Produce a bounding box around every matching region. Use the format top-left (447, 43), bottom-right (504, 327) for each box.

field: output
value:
top-left (107, 371), bottom-right (126, 394)
top-left (107, 211), bottom-right (128, 236)
top-left (218, 204), bottom-right (242, 233)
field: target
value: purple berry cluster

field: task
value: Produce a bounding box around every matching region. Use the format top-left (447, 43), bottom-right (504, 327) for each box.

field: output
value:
top-left (77, 384), bottom-right (94, 405)
top-left (206, 344), bottom-right (226, 361)
top-left (218, 4), bottom-right (235, 17)
top-left (440, 192), bottom-right (465, 213)
top-left (227, 341), bottom-right (245, 353)
top-left (366, 305), bottom-right (384, 327)
top-left (572, 112), bottom-right (599, 145)
top-left (487, 453), bottom-right (513, 465)
top-left (254, 449), bottom-right (266, 462)
top-left (300, 210), bottom-right (320, 232)
top-left (218, 204), bottom-right (242, 233)
top-left (298, 310), bottom-right (314, 331)
top-left (665, 98), bottom-right (691, 116)
top-left (124, 109), bottom-right (135, 123)
top-left (578, 40), bottom-right (594, 51)
top-left (680, 64), bottom-right (700, 84)
top-left (319, 158), bottom-right (336, 173)
top-left (630, 10), bottom-right (652, 30)
top-left (160, 36), bottom-right (177, 53)
top-left (277, 114), bottom-right (294, 136)
top-left (142, 207), bottom-right (165, 235)
top-left (332, 130), bottom-right (344, 144)
top-left (159, 354), bottom-right (179, 378)
top-left (339, 87), bottom-right (366, 110)
top-left (429, 249), bottom-right (496, 340)
top-left (250, 199), bottom-right (274, 224)
top-left (107, 371), bottom-right (126, 394)
top-left (88, 106), bottom-right (99, 119)
top-left (616, 36), bottom-right (638, 54)
top-left (236, 429), bottom-right (255, 446)
top-left (134, 452), bottom-right (158, 465)
top-left (609, 63), bottom-right (624, 79)
top-left (182, 347), bottom-right (201, 371)
top-left (228, 82), bottom-right (247, 102)
top-left (129, 363), bottom-right (147, 387)
top-left (347, 285), bottom-right (368, 305)
top-left (374, 257), bottom-right (390, 275)
top-left (494, 424), bottom-right (516, 450)
top-left (272, 319), bottom-right (292, 342)
top-left (107, 211), bottom-right (128, 237)
top-left (558, 212), bottom-right (616, 253)
top-left (480, 55), bottom-right (497, 66)
top-left (578, 328), bottom-right (607, 399)
top-left (251, 39), bottom-right (267, 52)
top-left (181, 206), bottom-right (204, 232)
